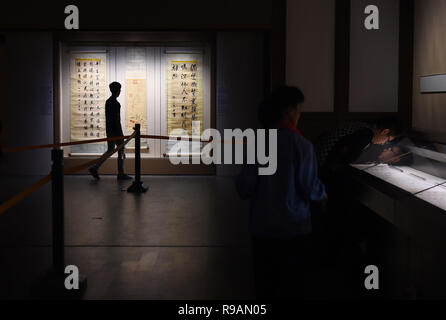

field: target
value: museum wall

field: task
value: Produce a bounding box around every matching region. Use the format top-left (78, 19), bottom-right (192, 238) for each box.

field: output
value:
top-left (349, 0), bottom-right (400, 113)
top-left (285, 0), bottom-right (401, 141)
top-left (0, 35), bottom-right (6, 150)
top-left (0, 32), bottom-right (54, 176)
top-left (285, 0), bottom-right (335, 113)
top-left (216, 32), bottom-right (265, 176)
top-left (412, 0), bottom-right (446, 133)
top-left (0, 1), bottom-right (276, 30)
top-left (0, 0), bottom-right (286, 91)
top-left (286, 0), bottom-right (400, 114)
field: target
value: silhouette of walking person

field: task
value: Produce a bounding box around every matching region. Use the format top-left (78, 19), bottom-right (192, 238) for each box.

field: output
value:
top-left (89, 82), bottom-right (132, 180)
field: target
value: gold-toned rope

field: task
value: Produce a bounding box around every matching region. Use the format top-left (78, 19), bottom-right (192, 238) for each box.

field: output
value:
top-left (0, 131), bottom-right (137, 216)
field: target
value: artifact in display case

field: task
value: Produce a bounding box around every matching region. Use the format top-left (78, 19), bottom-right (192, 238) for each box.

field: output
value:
top-left (70, 52), bottom-right (107, 141)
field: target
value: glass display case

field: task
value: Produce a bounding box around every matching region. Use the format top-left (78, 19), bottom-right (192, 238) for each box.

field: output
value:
top-left (59, 44), bottom-right (212, 159)
top-left (348, 133), bottom-right (446, 300)
top-left (351, 134), bottom-right (446, 211)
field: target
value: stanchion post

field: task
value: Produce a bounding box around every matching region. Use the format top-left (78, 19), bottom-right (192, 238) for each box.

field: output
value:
top-left (127, 124), bottom-right (148, 193)
top-left (39, 149), bottom-right (86, 298)
top-left (51, 149), bottom-right (65, 274)
top-left (0, 120), bottom-right (3, 158)
top-left (135, 124), bottom-right (141, 185)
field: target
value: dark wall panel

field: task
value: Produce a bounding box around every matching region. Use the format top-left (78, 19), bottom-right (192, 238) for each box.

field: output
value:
top-left (0, 33), bottom-right (54, 176)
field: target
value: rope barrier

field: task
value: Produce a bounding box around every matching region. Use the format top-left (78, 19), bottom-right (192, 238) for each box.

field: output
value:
top-left (64, 131), bottom-right (136, 175)
top-left (140, 134), bottom-right (211, 143)
top-left (1, 134), bottom-right (246, 155)
top-left (141, 134), bottom-right (245, 144)
top-left (0, 128), bottom-right (245, 215)
top-left (0, 124), bottom-right (223, 280)
top-left (0, 175), bottom-right (51, 216)
top-left (1, 135), bottom-right (131, 154)
top-left (0, 131), bottom-right (137, 216)
top-left (141, 135), bottom-right (247, 144)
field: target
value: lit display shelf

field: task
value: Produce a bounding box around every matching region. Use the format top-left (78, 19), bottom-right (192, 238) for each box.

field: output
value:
top-left (351, 164), bottom-right (446, 195)
top-left (415, 184), bottom-right (446, 211)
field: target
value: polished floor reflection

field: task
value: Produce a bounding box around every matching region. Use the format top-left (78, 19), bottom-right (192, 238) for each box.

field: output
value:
top-left (0, 175), bottom-right (254, 299)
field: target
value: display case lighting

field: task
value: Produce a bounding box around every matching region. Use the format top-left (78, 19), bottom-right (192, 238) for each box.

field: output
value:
top-left (164, 50), bottom-right (204, 54)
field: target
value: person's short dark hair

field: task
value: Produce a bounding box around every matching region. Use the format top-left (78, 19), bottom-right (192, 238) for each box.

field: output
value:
top-left (259, 86), bottom-right (305, 128)
top-left (109, 82), bottom-right (121, 94)
top-left (374, 116), bottom-right (402, 137)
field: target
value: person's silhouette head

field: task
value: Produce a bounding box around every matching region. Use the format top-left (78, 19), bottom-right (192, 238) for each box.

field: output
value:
top-left (371, 117), bottom-right (402, 145)
top-left (109, 82), bottom-right (121, 98)
top-left (259, 86), bottom-right (305, 128)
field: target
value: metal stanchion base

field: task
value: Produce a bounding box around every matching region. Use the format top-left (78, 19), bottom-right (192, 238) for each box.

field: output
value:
top-left (127, 180), bottom-right (148, 193)
top-left (34, 271), bottom-right (87, 300)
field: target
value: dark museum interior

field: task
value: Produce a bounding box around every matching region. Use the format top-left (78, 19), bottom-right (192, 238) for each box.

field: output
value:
top-left (2, 0), bottom-right (446, 301)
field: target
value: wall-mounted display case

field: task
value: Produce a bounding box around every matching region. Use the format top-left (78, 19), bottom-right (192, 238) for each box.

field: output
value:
top-left (54, 32), bottom-right (215, 174)
top-left (60, 45), bottom-right (211, 157)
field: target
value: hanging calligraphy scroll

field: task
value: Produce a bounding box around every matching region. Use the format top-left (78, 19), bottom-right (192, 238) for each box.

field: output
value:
top-left (70, 53), bottom-right (107, 141)
top-left (167, 54), bottom-right (203, 137)
top-left (125, 79), bottom-right (147, 131)
top-left (125, 48), bottom-right (147, 136)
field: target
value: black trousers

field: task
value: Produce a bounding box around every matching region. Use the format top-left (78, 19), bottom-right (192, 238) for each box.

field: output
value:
top-left (323, 167), bottom-right (368, 247)
top-left (251, 234), bottom-right (313, 300)
top-left (92, 139), bottom-right (125, 174)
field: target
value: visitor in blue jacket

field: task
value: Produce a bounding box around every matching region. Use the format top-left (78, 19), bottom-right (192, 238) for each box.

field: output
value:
top-left (236, 86), bottom-right (327, 299)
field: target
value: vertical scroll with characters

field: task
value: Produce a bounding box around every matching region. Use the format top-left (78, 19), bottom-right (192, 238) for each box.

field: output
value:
top-left (125, 48), bottom-right (147, 136)
top-left (70, 53), bottom-right (107, 141)
top-left (167, 54), bottom-right (203, 137)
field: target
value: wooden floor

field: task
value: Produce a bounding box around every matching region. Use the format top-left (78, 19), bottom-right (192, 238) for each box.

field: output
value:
top-left (0, 175), bottom-right (254, 299)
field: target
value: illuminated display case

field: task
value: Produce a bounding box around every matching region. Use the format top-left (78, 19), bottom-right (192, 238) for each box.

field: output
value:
top-left (58, 42), bottom-right (212, 159)
top-left (349, 133), bottom-right (446, 298)
top-left (351, 133), bottom-right (446, 213)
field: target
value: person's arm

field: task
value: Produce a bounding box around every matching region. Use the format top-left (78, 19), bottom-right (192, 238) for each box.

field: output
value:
top-left (295, 140), bottom-right (326, 201)
top-left (113, 102), bottom-right (123, 135)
